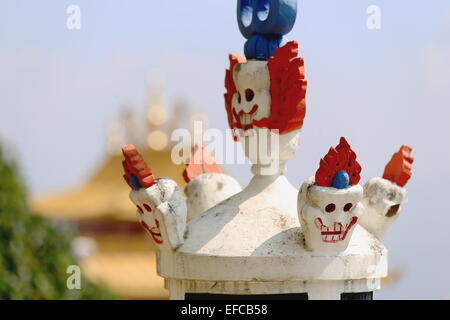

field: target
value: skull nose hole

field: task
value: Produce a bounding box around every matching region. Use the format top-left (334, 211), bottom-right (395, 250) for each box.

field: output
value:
top-left (245, 88), bottom-right (254, 102)
top-left (386, 204), bottom-right (400, 217)
top-left (325, 203), bottom-right (336, 213)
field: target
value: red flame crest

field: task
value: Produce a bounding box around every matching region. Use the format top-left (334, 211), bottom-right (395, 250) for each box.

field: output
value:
top-left (183, 145), bottom-right (222, 183)
top-left (254, 41), bottom-right (307, 134)
top-left (382, 145), bottom-right (413, 187)
top-left (122, 144), bottom-right (155, 190)
top-left (224, 41), bottom-right (307, 140)
top-left (224, 53), bottom-right (246, 141)
top-left (315, 137), bottom-right (362, 187)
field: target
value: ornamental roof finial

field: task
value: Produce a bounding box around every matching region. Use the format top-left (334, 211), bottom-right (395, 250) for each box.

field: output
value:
top-left (237, 0), bottom-right (298, 60)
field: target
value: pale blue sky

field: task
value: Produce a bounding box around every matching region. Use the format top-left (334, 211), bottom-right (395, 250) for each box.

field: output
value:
top-left (1, 0), bottom-right (450, 299)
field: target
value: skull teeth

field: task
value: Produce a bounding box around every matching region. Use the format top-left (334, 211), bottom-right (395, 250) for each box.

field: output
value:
top-left (321, 233), bottom-right (342, 243)
top-left (318, 222), bottom-right (347, 243)
top-left (239, 114), bottom-right (254, 125)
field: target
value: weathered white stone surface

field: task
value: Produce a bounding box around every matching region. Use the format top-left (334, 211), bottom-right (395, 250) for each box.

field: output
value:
top-left (157, 173), bottom-right (387, 283)
top-left (185, 173), bottom-right (242, 221)
top-left (158, 225), bottom-right (386, 282)
top-left (148, 129), bottom-right (388, 300)
top-left (359, 177), bottom-right (407, 239)
top-left (164, 278), bottom-right (380, 299)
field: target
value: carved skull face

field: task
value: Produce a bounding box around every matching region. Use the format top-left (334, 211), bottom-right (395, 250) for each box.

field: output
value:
top-left (231, 61), bottom-right (271, 132)
top-left (359, 177), bottom-right (406, 239)
top-left (131, 189), bottom-right (163, 244)
top-left (298, 178), bottom-right (364, 253)
top-left (129, 178), bottom-right (186, 250)
top-left (231, 61), bottom-right (300, 174)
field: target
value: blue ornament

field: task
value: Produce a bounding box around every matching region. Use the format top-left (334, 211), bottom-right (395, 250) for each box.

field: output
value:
top-left (237, 0), bottom-right (298, 39)
top-left (244, 34), bottom-right (286, 60)
top-left (253, 0), bottom-right (297, 36)
top-left (130, 174), bottom-right (141, 190)
top-left (331, 170), bottom-right (350, 189)
top-left (237, 0), bottom-right (256, 39)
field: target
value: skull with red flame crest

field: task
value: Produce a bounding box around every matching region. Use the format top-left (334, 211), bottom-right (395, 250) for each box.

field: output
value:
top-left (298, 137), bottom-right (364, 253)
top-left (225, 41), bottom-right (307, 139)
top-left (224, 41), bottom-right (307, 172)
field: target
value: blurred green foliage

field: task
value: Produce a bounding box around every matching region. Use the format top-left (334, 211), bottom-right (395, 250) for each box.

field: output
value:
top-left (0, 145), bottom-right (114, 299)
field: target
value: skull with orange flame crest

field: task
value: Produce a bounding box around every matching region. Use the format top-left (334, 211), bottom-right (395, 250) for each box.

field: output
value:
top-left (359, 145), bottom-right (414, 239)
top-left (122, 145), bottom-right (186, 251)
top-left (224, 41), bottom-right (307, 172)
top-left (298, 137), bottom-right (364, 253)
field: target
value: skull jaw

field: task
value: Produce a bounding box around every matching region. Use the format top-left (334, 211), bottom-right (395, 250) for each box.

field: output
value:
top-left (302, 215), bottom-right (358, 253)
top-left (314, 216), bottom-right (358, 243)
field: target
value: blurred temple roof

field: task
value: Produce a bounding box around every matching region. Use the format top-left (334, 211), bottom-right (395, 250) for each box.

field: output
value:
top-left (30, 83), bottom-right (198, 299)
top-left (32, 148), bottom-right (186, 223)
top-left (79, 233), bottom-right (167, 299)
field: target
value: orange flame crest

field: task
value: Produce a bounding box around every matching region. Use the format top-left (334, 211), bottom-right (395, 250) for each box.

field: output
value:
top-left (382, 145), bottom-right (414, 187)
top-left (122, 144), bottom-right (155, 190)
top-left (183, 145), bottom-right (222, 183)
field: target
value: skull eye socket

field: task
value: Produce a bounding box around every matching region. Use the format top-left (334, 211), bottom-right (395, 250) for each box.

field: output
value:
top-left (245, 88), bottom-right (254, 102)
top-left (137, 205), bottom-right (144, 214)
top-left (325, 203), bottom-right (336, 213)
top-left (386, 204), bottom-right (400, 217)
top-left (143, 204), bottom-right (152, 212)
top-left (344, 203), bottom-right (353, 212)
top-left (237, 92), bottom-right (242, 104)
